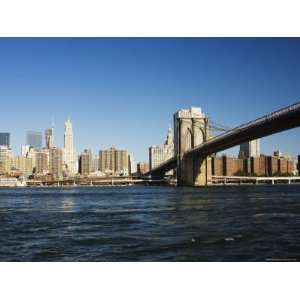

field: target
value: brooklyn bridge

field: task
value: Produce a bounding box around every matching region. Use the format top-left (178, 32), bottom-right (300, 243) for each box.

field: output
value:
top-left (146, 101), bottom-right (300, 186)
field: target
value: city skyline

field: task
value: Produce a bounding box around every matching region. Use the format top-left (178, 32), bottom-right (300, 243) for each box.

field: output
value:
top-left (1, 38), bottom-right (300, 161)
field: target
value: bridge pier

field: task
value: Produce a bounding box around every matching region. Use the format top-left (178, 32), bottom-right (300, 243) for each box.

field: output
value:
top-left (178, 155), bottom-right (212, 187)
top-left (174, 107), bottom-right (211, 187)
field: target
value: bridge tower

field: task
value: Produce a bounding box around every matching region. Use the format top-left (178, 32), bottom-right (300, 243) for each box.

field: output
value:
top-left (174, 107), bottom-right (212, 186)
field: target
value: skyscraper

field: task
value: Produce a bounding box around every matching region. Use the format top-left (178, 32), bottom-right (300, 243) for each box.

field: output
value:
top-left (239, 139), bottom-right (260, 158)
top-left (0, 133), bottom-right (10, 147)
top-left (45, 128), bottom-right (54, 149)
top-left (63, 119), bottom-right (76, 174)
top-left (26, 131), bottom-right (42, 150)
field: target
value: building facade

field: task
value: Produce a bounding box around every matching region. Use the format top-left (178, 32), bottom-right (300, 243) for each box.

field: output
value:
top-left (99, 147), bottom-right (130, 175)
top-left (35, 150), bottom-right (49, 174)
top-left (212, 154), bottom-right (295, 177)
top-left (12, 156), bottom-right (33, 176)
top-left (0, 146), bottom-right (11, 173)
top-left (91, 155), bottom-right (99, 172)
top-left (137, 162), bottom-right (149, 175)
top-left (79, 149), bottom-right (92, 175)
top-left (149, 127), bottom-right (174, 170)
top-left (49, 147), bottom-right (63, 178)
top-left (239, 139), bottom-right (260, 158)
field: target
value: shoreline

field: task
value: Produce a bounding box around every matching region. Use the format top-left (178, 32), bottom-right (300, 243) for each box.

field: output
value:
top-left (1, 182), bottom-right (300, 189)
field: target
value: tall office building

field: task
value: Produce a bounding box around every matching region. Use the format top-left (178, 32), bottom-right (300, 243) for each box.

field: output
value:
top-left (0, 133), bottom-right (10, 147)
top-left (63, 119), bottom-right (76, 174)
top-left (239, 139), bottom-right (260, 158)
top-left (45, 128), bottom-right (54, 149)
top-left (79, 149), bottom-right (92, 175)
top-left (99, 147), bottom-right (129, 175)
top-left (26, 131), bottom-right (42, 150)
top-left (49, 147), bottom-right (63, 178)
top-left (149, 127), bottom-right (174, 170)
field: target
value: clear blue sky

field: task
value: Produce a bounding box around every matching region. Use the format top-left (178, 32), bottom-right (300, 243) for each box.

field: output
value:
top-left (0, 38), bottom-right (300, 161)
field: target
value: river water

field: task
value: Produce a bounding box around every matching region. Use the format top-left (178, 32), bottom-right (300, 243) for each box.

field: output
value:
top-left (0, 185), bottom-right (299, 262)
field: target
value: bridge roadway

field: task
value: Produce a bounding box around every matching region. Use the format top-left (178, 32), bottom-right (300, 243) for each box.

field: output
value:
top-left (147, 101), bottom-right (300, 178)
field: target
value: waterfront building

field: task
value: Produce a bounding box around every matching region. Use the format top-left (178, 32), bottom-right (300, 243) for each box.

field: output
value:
top-left (0, 133), bottom-right (10, 147)
top-left (63, 119), bottom-right (76, 174)
top-left (211, 155), bottom-right (244, 176)
top-left (137, 162), bottom-right (149, 175)
top-left (99, 147), bottom-right (130, 175)
top-left (91, 155), bottom-right (99, 172)
top-left (12, 156), bottom-right (33, 176)
top-left (49, 147), bottom-right (63, 178)
top-left (239, 139), bottom-right (260, 158)
top-left (149, 127), bottom-right (174, 170)
top-left (45, 128), bottom-right (54, 149)
top-left (212, 154), bottom-right (295, 177)
top-left (26, 131), bottom-right (42, 150)
top-left (0, 146), bottom-right (11, 173)
top-left (35, 150), bottom-right (49, 174)
top-left (79, 149), bottom-right (92, 175)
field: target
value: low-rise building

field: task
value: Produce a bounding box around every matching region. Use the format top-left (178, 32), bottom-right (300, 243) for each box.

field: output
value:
top-left (212, 154), bottom-right (295, 177)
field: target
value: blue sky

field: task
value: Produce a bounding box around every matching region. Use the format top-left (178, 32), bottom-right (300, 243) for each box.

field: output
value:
top-left (0, 38), bottom-right (300, 161)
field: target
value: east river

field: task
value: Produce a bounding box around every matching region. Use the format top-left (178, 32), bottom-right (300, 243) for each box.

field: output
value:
top-left (0, 185), bottom-right (299, 261)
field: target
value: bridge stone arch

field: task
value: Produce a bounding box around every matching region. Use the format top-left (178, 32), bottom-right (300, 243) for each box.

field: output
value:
top-left (174, 107), bottom-right (212, 186)
top-left (183, 127), bottom-right (193, 152)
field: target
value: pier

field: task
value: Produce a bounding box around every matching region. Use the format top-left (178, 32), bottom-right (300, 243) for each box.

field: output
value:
top-left (212, 176), bottom-right (300, 185)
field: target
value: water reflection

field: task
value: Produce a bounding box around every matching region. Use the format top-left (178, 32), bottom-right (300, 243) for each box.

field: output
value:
top-left (61, 196), bottom-right (75, 212)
